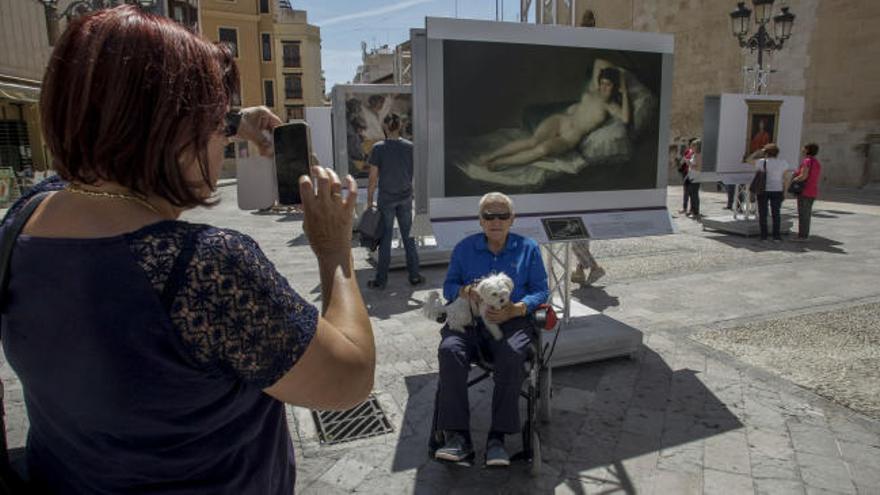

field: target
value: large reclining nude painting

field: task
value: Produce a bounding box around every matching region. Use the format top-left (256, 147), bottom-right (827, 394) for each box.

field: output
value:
top-left (443, 40), bottom-right (661, 196)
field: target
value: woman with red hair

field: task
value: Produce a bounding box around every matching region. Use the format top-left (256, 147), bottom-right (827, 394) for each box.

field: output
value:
top-left (0, 6), bottom-right (373, 493)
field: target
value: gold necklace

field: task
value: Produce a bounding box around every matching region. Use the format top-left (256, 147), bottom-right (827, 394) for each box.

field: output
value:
top-left (65, 184), bottom-right (162, 215)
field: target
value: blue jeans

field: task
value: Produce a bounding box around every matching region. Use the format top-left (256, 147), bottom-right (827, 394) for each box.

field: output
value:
top-left (375, 199), bottom-right (420, 284)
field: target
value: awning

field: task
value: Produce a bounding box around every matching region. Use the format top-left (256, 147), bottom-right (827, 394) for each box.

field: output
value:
top-left (0, 81), bottom-right (40, 103)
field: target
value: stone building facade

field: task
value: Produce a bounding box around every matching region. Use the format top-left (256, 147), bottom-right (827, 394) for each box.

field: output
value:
top-left (538, 0), bottom-right (880, 187)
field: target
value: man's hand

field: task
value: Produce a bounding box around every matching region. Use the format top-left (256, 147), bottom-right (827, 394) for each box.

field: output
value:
top-left (237, 106), bottom-right (284, 156)
top-left (484, 302), bottom-right (526, 324)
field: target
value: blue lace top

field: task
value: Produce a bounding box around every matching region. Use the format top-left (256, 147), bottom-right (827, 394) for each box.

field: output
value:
top-left (1, 177), bottom-right (319, 494)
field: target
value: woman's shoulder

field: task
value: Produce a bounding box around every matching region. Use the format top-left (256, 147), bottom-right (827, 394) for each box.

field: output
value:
top-left (126, 221), bottom-right (261, 259)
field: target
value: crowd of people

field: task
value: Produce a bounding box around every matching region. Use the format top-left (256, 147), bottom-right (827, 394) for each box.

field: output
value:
top-left (673, 137), bottom-right (822, 242)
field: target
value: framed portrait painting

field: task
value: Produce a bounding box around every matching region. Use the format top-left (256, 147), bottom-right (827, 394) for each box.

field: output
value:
top-left (745, 99), bottom-right (782, 158)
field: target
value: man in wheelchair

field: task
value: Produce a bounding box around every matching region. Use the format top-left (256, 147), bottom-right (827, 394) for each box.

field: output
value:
top-left (434, 192), bottom-right (549, 467)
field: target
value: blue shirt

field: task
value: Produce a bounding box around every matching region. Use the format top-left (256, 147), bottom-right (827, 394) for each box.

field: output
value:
top-left (1, 178), bottom-right (318, 494)
top-left (443, 232), bottom-right (549, 313)
top-left (368, 138), bottom-right (413, 205)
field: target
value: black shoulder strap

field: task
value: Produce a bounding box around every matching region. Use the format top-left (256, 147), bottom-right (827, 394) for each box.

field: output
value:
top-left (0, 192), bottom-right (52, 312)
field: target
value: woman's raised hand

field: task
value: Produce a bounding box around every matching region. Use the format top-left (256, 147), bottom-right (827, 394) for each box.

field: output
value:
top-left (299, 166), bottom-right (358, 258)
top-left (237, 106), bottom-right (284, 156)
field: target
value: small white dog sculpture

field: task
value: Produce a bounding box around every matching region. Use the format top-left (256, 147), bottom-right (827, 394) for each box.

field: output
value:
top-left (422, 273), bottom-right (514, 341)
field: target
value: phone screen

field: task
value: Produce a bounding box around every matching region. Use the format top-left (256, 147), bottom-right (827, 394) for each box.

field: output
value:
top-left (273, 122), bottom-right (310, 205)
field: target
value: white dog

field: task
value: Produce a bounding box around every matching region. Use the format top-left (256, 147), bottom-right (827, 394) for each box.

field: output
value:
top-left (422, 273), bottom-right (514, 341)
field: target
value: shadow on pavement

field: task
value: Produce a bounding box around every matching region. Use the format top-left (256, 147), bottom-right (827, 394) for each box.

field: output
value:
top-left (390, 347), bottom-right (742, 493)
top-left (706, 232), bottom-right (846, 255)
top-left (571, 286), bottom-right (620, 312)
top-left (353, 266), bottom-right (447, 320)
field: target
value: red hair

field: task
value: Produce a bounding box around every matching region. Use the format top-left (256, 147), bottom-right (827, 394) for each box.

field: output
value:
top-left (40, 5), bottom-right (240, 207)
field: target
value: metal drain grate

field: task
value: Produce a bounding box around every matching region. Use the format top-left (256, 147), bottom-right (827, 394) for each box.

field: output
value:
top-left (311, 395), bottom-right (393, 445)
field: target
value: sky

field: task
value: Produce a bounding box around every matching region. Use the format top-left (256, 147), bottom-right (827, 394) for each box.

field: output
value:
top-left (292, 0), bottom-right (525, 90)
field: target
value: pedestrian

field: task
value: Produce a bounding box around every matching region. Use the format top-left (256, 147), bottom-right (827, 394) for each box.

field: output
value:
top-left (678, 138), bottom-right (695, 215)
top-left (686, 139), bottom-right (703, 219)
top-left (570, 241), bottom-right (606, 286)
top-left (751, 143), bottom-right (795, 241)
top-left (366, 113), bottom-right (424, 289)
top-left (434, 192), bottom-right (549, 467)
top-left (0, 6), bottom-right (374, 492)
top-left (791, 143), bottom-right (822, 242)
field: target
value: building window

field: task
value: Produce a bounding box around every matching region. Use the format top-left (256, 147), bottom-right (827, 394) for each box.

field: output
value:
top-left (285, 105), bottom-right (304, 121)
top-left (259, 0), bottom-right (270, 14)
top-left (282, 41), bottom-right (301, 68)
top-left (219, 27), bottom-right (238, 58)
top-left (261, 33), bottom-right (272, 62)
top-left (263, 80), bottom-right (275, 107)
top-left (284, 74), bottom-right (303, 99)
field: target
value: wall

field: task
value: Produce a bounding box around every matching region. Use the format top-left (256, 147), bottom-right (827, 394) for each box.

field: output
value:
top-left (571, 0), bottom-right (880, 187)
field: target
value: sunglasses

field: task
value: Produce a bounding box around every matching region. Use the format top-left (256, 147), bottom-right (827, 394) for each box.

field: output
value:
top-left (481, 212), bottom-right (511, 221)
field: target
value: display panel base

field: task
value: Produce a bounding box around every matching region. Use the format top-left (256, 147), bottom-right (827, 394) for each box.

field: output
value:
top-left (701, 215), bottom-right (793, 237)
top-left (366, 239), bottom-right (452, 269)
top-left (545, 298), bottom-right (643, 368)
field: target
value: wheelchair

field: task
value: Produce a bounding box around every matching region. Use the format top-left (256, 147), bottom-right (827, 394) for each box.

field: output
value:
top-left (428, 304), bottom-right (559, 476)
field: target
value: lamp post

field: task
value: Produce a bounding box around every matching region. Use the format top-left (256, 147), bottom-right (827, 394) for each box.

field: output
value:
top-left (40, 0), bottom-right (157, 45)
top-left (729, 0), bottom-right (795, 94)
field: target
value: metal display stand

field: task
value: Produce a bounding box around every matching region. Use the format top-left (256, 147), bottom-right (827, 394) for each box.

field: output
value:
top-left (702, 180), bottom-right (792, 237)
top-left (540, 240), bottom-right (643, 368)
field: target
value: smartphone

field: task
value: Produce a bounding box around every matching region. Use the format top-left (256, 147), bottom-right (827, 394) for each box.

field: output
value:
top-left (273, 121), bottom-right (311, 205)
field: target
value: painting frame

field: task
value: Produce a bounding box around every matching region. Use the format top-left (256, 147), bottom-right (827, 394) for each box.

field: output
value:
top-left (330, 84), bottom-right (413, 185)
top-left (744, 99), bottom-right (782, 158)
top-left (422, 17), bottom-right (674, 220)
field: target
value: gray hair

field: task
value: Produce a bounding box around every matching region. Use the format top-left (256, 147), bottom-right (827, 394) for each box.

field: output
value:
top-left (478, 192), bottom-right (514, 214)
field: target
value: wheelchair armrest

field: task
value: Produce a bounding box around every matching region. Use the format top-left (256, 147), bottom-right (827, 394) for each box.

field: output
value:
top-left (530, 303), bottom-right (558, 331)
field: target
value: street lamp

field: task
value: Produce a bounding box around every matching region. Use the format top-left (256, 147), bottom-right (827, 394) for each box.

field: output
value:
top-left (729, 0), bottom-right (796, 93)
top-left (40, 0), bottom-right (157, 45)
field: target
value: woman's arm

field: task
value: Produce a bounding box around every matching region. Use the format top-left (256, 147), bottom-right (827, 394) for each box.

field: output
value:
top-left (605, 74), bottom-right (631, 126)
top-left (793, 160), bottom-right (811, 182)
top-left (590, 58), bottom-right (613, 93)
top-left (264, 168), bottom-right (375, 411)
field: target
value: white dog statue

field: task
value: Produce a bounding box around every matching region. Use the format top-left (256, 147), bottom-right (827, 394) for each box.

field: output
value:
top-left (421, 273), bottom-right (514, 341)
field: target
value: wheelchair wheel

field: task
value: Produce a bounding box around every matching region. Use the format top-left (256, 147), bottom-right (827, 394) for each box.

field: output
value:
top-left (529, 431), bottom-right (542, 477)
top-left (538, 365), bottom-right (551, 423)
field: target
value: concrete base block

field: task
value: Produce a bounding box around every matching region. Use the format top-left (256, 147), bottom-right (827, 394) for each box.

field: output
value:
top-left (701, 215), bottom-right (793, 237)
top-left (367, 240), bottom-right (452, 269)
top-left (545, 299), bottom-right (643, 368)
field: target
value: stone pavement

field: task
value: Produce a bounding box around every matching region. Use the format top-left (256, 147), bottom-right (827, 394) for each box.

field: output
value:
top-left (3, 184), bottom-right (880, 494)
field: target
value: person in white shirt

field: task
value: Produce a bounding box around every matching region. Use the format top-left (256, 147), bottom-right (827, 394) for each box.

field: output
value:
top-left (751, 143), bottom-right (795, 241)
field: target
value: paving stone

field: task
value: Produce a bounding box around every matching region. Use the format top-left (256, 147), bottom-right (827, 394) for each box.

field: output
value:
top-left (748, 427), bottom-right (797, 460)
top-left (648, 468), bottom-right (702, 495)
top-left (704, 468), bottom-right (754, 495)
top-left (754, 478), bottom-right (807, 495)
top-left (317, 455), bottom-right (376, 491)
top-left (751, 453), bottom-right (802, 481)
top-left (797, 452), bottom-right (857, 494)
top-left (789, 422), bottom-right (843, 457)
top-left (704, 429), bottom-right (752, 476)
top-left (552, 385), bottom-right (594, 414)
